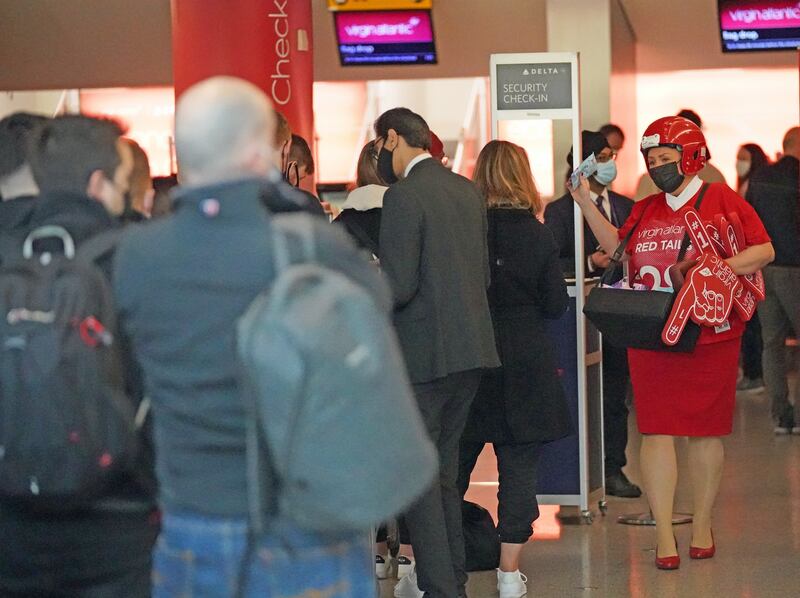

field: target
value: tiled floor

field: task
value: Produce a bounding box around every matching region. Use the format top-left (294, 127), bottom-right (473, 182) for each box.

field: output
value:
top-left (380, 387), bottom-right (800, 597)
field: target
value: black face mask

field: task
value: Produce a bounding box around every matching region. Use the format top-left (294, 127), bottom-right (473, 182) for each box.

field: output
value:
top-left (649, 161), bottom-right (685, 194)
top-left (377, 147), bottom-right (398, 185)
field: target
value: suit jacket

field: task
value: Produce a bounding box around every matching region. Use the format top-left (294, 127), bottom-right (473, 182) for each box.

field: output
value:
top-left (379, 158), bottom-right (500, 384)
top-left (462, 208), bottom-right (572, 444)
top-left (544, 189), bottom-right (634, 278)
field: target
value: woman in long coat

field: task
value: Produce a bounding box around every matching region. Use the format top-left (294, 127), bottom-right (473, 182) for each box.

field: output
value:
top-left (458, 140), bottom-right (572, 597)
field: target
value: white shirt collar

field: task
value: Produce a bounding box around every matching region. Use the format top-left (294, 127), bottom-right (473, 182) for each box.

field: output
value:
top-left (404, 153), bottom-right (433, 178)
top-left (665, 176), bottom-right (702, 211)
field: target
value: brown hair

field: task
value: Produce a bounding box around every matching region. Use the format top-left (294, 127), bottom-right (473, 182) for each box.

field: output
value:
top-left (356, 140), bottom-right (384, 187)
top-left (473, 140), bottom-right (542, 214)
top-left (273, 110), bottom-right (291, 147)
top-left (122, 138), bottom-right (152, 213)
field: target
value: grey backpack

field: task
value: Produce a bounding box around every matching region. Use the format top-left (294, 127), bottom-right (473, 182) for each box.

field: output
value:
top-left (236, 214), bottom-right (437, 533)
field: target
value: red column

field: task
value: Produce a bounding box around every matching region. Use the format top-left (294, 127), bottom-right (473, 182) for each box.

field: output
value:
top-left (170, 0), bottom-right (314, 145)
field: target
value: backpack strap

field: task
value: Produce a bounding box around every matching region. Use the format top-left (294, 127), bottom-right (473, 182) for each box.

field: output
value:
top-left (270, 215), bottom-right (318, 273)
top-left (76, 229), bottom-right (122, 265)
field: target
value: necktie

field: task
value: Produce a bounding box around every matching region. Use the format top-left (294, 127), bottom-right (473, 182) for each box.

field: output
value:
top-left (595, 196), bottom-right (611, 225)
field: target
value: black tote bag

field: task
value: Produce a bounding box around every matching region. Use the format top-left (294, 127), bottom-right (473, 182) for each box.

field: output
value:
top-left (583, 185), bottom-right (709, 353)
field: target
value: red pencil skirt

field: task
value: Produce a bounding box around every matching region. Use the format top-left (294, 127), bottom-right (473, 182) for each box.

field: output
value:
top-left (627, 338), bottom-right (740, 437)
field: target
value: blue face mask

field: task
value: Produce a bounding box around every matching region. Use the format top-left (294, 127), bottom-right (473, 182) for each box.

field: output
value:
top-left (593, 160), bottom-right (617, 186)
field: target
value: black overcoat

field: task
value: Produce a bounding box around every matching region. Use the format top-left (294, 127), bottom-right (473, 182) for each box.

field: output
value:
top-left (462, 208), bottom-right (573, 444)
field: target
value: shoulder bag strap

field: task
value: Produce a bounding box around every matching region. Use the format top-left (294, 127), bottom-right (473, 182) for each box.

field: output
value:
top-left (599, 196), bottom-right (656, 286)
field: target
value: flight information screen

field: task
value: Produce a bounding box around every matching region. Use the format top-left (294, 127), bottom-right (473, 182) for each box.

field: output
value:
top-left (335, 10), bottom-right (437, 66)
top-left (718, 0), bottom-right (800, 52)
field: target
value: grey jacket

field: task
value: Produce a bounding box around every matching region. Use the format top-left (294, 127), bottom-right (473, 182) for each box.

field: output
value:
top-left (379, 158), bottom-right (500, 383)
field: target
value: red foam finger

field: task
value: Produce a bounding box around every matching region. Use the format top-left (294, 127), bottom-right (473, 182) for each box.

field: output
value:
top-left (663, 282), bottom-right (696, 345)
top-left (727, 212), bottom-right (746, 250)
top-left (714, 213), bottom-right (739, 258)
top-left (706, 222), bottom-right (726, 256)
top-left (733, 287), bottom-right (757, 321)
top-left (684, 209), bottom-right (719, 257)
top-left (742, 270), bottom-right (766, 301)
top-left (684, 254), bottom-right (740, 328)
top-left (715, 289), bottom-right (726, 324)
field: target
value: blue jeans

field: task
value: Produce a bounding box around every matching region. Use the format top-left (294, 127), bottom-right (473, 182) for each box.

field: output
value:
top-left (153, 511), bottom-right (375, 598)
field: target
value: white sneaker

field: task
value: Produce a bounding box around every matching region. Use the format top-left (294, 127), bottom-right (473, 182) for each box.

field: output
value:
top-left (376, 554), bottom-right (392, 579)
top-left (497, 569), bottom-right (528, 598)
top-left (396, 556), bottom-right (415, 579)
top-left (393, 567), bottom-right (423, 598)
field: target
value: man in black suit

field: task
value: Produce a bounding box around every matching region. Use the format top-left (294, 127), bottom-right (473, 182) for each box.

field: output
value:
top-left (376, 108), bottom-right (500, 598)
top-left (544, 130), bottom-right (641, 499)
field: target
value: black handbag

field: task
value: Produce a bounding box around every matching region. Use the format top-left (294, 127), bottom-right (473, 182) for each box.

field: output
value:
top-left (462, 500), bottom-right (501, 572)
top-left (583, 184), bottom-right (709, 353)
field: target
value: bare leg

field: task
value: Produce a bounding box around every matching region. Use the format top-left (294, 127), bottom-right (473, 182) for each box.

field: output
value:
top-left (640, 434), bottom-right (678, 557)
top-left (499, 543), bottom-right (524, 573)
top-left (398, 544), bottom-right (414, 559)
top-left (375, 541), bottom-right (388, 557)
top-left (688, 436), bottom-right (724, 549)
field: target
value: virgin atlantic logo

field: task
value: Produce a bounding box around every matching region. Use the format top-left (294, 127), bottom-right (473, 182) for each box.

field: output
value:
top-left (344, 17), bottom-right (422, 39)
top-left (726, 2), bottom-right (800, 24)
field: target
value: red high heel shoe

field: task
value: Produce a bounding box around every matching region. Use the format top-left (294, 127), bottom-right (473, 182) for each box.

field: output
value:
top-left (656, 537), bottom-right (680, 570)
top-left (690, 530), bottom-right (716, 559)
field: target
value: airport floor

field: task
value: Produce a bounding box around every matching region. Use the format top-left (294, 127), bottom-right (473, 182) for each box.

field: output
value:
top-left (379, 385), bottom-right (800, 598)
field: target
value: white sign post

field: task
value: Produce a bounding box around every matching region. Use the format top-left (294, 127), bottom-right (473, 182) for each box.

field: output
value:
top-left (490, 52), bottom-right (605, 521)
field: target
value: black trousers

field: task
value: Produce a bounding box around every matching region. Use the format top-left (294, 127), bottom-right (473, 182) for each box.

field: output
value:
top-left (401, 369), bottom-right (482, 598)
top-left (602, 340), bottom-right (630, 476)
top-left (741, 313), bottom-right (763, 380)
top-left (0, 507), bottom-right (158, 597)
top-left (457, 441), bottom-right (542, 544)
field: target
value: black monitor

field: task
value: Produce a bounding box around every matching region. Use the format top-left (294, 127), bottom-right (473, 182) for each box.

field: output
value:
top-left (334, 9), bottom-right (437, 66)
top-left (718, 0), bottom-right (800, 52)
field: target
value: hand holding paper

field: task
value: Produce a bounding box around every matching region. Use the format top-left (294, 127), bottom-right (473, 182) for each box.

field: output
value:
top-left (569, 153), bottom-right (597, 191)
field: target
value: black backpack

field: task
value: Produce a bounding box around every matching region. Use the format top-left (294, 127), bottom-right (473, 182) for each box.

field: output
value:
top-left (463, 500), bottom-right (501, 572)
top-left (0, 225), bottom-right (139, 507)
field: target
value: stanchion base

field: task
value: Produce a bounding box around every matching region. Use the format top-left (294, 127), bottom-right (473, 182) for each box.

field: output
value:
top-left (555, 506), bottom-right (596, 525)
top-left (617, 512), bottom-right (693, 526)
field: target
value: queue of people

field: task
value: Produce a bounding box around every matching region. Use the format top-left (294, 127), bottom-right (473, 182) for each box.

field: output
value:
top-left (0, 76), bottom-right (795, 597)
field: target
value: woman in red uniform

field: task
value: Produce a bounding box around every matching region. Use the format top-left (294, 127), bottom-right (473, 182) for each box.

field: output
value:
top-left (569, 116), bottom-right (774, 569)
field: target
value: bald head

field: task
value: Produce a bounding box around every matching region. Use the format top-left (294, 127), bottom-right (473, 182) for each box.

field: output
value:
top-left (175, 77), bottom-right (276, 184)
top-left (783, 127), bottom-right (800, 160)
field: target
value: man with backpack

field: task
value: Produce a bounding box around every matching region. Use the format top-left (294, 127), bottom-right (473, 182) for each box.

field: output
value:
top-left (114, 77), bottom-right (435, 596)
top-left (0, 115), bottom-right (158, 596)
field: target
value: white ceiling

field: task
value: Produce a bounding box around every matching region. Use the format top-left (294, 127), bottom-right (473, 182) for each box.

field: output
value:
top-left (618, 0), bottom-right (797, 72)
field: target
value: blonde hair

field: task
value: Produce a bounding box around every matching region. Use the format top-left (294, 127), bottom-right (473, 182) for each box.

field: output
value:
top-left (473, 140), bottom-right (542, 214)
